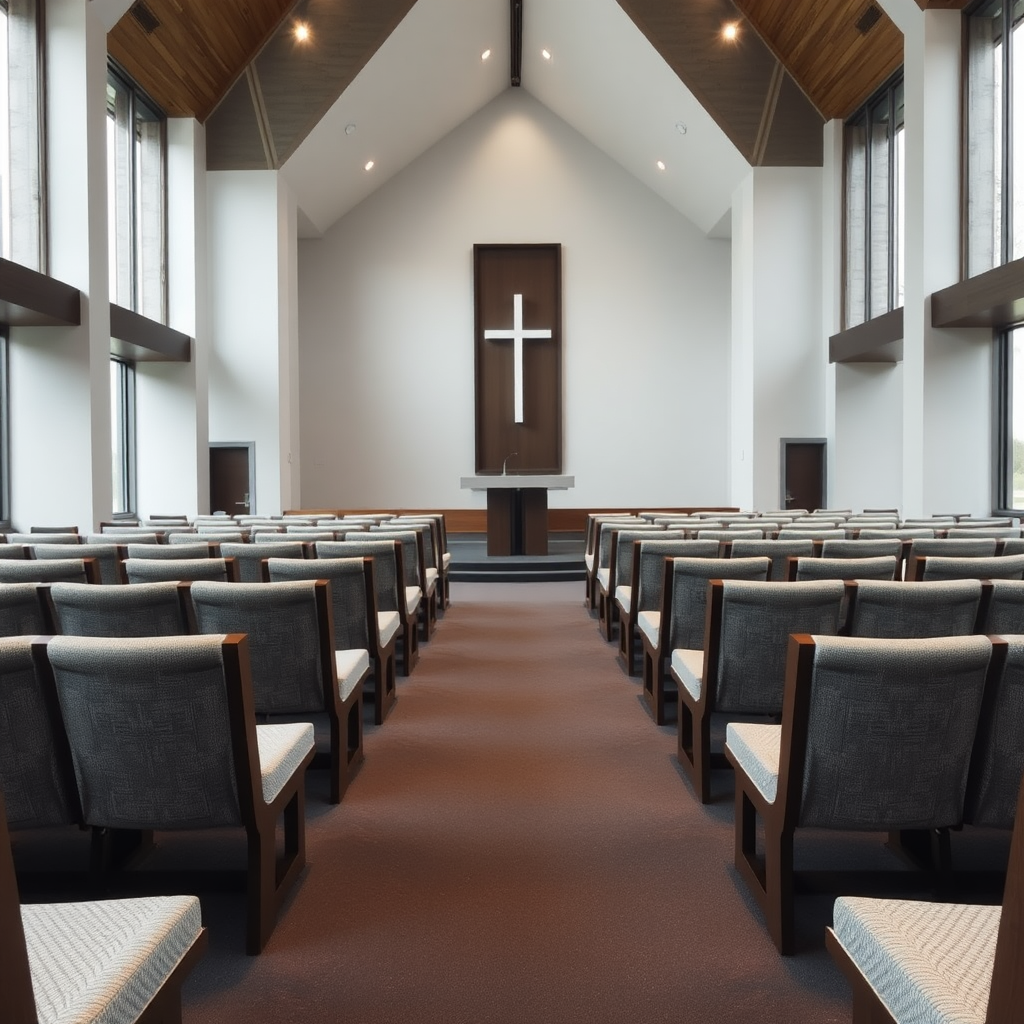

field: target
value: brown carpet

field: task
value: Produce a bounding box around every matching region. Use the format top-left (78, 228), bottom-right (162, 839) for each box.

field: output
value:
top-left (183, 581), bottom-right (850, 1023)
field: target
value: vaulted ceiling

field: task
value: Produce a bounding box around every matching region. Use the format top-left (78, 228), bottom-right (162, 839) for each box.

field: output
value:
top-left (100, 0), bottom-right (972, 237)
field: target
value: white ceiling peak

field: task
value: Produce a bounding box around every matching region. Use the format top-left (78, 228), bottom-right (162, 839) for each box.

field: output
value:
top-left (281, 0), bottom-right (750, 238)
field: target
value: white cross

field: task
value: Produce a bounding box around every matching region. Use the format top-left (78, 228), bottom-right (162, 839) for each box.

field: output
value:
top-left (484, 293), bottom-right (553, 424)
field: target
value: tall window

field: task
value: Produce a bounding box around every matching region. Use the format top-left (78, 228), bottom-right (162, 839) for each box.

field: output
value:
top-left (965, 1), bottom-right (1024, 275)
top-left (844, 75), bottom-right (905, 329)
top-left (106, 65), bottom-right (165, 321)
top-left (110, 358), bottom-right (135, 516)
top-left (0, 0), bottom-right (45, 270)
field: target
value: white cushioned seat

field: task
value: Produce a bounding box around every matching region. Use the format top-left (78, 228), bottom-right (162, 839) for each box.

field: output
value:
top-left (255, 722), bottom-right (314, 803)
top-left (378, 611), bottom-right (400, 646)
top-left (404, 587), bottom-right (421, 616)
top-left (724, 722), bottom-right (781, 803)
top-left (614, 585), bottom-right (631, 615)
top-left (669, 648), bottom-right (704, 703)
top-left (637, 610), bottom-right (659, 646)
top-left (831, 896), bottom-right (999, 1024)
top-left (23, 895), bottom-right (202, 1024)
top-left (596, 568), bottom-right (610, 591)
top-left (441, 551), bottom-right (451, 570)
top-left (334, 648), bottom-right (371, 701)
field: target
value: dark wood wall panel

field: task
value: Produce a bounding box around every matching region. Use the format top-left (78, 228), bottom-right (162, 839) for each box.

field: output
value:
top-left (474, 244), bottom-right (562, 476)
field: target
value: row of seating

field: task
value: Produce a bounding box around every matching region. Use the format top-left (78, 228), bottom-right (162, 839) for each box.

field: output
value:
top-left (585, 514), bottom-right (1023, 613)
top-left (628, 553), bottom-right (1024, 725)
top-left (603, 533), bottom-right (1024, 651)
top-left (2, 625), bottom-right (313, 957)
top-left (0, 513), bottom-right (453, 1017)
top-left (722, 629), bottom-right (1022, 956)
top-left (1, 510), bottom-right (453, 611)
top-left (0, 536), bottom-right (441, 675)
top-left (583, 511), bottom-right (1024, 1011)
top-left (667, 577), bottom-right (1022, 801)
top-left (0, 555), bottom-right (456, 964)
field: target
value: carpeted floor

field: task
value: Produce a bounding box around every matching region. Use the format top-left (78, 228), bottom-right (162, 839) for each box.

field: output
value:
top-left (182, 581), bottom-right (852, 1023)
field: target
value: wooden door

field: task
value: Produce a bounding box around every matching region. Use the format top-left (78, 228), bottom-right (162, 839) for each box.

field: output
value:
top-left (210, 445), bottom-right (253, 515)
top-left (781, 439), bottom-right (826, 512)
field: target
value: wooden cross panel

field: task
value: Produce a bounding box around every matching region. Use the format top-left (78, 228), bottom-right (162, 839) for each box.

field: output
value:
top-left (473, 243), bottom-right (562, 474)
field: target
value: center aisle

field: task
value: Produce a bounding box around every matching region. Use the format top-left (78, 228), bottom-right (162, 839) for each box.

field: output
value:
top-left (186, 581), bottom-right (847, 1023)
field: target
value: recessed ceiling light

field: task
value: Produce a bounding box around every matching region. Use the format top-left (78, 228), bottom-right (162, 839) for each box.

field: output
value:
top-left (656, 160), bottom-right (666, 171)
top-left (294, 21), bottom-right (310, 42)
top-left (364, 160), bottom-right (375, 172)
top-left (676, 122), bottom-right (688, 136)
top-left (541, 48), bottom-right (551, 60)
top-left (481, 48), bottom-right (491, 61)
top-left (722, 22), bottom-right (739, 42)
top-left (344, 123), bottom-right (356, 136)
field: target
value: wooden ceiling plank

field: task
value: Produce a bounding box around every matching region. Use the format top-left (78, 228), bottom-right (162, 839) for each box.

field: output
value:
top-left (107, 0), bottom-right (297, 121)
top-left (736, 0), bottom-right (905, 120)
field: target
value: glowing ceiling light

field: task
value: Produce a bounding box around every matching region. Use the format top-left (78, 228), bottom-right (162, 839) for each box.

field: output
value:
top-left (364, 160), bottom-right (375, 172)
top-left (656, 160), bottom-right (666, 171)
top-left (722, 22), bottom-right (739, 42)
top-left (481, 48), bottom-right (491, 61)
top-left (294, 21), bottom-right (310, 42)
top-left (541, 48), bottom-right (551, 60)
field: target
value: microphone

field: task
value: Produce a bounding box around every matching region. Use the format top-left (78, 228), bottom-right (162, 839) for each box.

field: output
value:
top-left (502, 452), bottom-right (518, 475)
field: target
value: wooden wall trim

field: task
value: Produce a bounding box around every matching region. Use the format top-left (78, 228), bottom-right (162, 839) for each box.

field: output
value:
top-left (287, 507), bottom-right (740, 533)
top-left (931, 257), bottom-right (1024, 329)
top-left (110, 304), bottom-right (191, 362)
top-left (0, 257), bottom-right (81, 328)
top-left (828, 307), bottom-right (903, 363)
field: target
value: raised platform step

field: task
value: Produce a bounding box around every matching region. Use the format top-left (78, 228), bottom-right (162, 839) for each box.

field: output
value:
top-left (447, 532), bottom-right (585, 583)
top-left (450, 558), bottom-right (585, 584)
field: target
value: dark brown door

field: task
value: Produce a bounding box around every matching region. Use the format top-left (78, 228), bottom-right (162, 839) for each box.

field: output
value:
top-left (210, 445), bottom-right (253, 515)
top-left (781, 439), bottom-right (826, 512)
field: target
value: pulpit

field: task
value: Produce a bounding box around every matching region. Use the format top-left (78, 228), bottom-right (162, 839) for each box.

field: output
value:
top-left (460, 475), bottom-right (575, 556)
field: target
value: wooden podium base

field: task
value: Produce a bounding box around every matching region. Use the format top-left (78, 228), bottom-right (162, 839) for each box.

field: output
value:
top-left (486, 487), bottom-right (549, 556)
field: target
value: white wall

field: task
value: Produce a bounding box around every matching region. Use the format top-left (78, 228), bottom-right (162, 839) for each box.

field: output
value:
top-left (277, 182), bottom-right (301, 510)
top-left (900, 5), bottom-right (992, 516)
top-left (834, 363), bottom-right (904, 508)
top-left (207, 170), bottom-right (298, 515)
top-left (296, 88), bottom-right (732, 511)
top-left (135, 117), bottom-right (209, 519)
top-left (8, 0), bottom-right (110, 532)
top-left (731, 167), bottom-right (826, 511)
top-left (729, 176), bottom-right (755, 511)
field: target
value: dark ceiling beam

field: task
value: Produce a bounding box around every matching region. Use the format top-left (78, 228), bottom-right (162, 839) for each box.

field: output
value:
top-left (510, 0), bottom-right (523, 88)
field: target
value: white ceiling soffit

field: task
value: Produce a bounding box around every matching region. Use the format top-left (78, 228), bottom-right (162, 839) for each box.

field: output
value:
top-left (282, 0), bottom-right (508, 237)
top-left (89, 0), bottom-right (135, 33)
top-left (282, 0), bottom-right (750, 239)
top-left (522, 0), bottom-right (749, 237)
